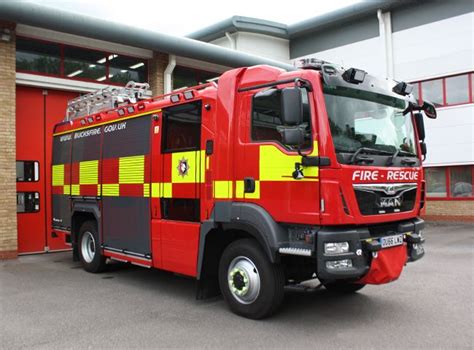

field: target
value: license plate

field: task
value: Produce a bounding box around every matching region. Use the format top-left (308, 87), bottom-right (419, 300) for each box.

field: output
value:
top-left (380, 234), bottom-right (404, 248)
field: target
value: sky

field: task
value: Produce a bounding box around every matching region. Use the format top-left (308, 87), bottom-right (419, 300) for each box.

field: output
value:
top-left (28, 0), bottom-right (364, 36)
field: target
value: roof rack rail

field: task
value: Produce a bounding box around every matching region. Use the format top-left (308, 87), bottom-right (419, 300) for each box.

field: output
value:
top-left (65, 81), bottom-right (150, 121)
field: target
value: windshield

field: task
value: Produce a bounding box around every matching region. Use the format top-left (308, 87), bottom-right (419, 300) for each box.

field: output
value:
top-left (323, 86), bottom-right (416, 156)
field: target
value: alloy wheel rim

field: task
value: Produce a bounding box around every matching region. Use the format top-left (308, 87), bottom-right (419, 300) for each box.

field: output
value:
top-left (227, 256), bottom-right (260, 304)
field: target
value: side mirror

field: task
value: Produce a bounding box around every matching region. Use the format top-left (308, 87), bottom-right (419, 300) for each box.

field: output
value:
top-left (414, 112), bottom-right (425, 141)
top-left (281, 88), bottom-right (303, 125)
top-left (279, 126), bottom-right (305, 146)
top-left (420, 141), bottom-right (427, 160)
top-left (422, 101), bottom-right (437, 119)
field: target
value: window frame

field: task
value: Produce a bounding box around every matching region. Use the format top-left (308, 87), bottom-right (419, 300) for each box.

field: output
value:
top-left (161, 100), bottom-right (202, 154)
top-left (425, 165), bottom-right (474, 201)
top-left (16, 35), bottom-right (149, 86)
top-left (412, 71), bottom-right (474, 108)
top-left (250, 87), bottom-right (314, 152)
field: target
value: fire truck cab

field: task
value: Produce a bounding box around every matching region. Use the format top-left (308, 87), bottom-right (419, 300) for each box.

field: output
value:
top-left (52, 61), bottom-right (436, 319)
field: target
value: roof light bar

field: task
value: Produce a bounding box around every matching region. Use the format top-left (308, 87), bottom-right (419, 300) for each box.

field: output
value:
top-left (170, 94), bottom-right (181, 103)
top-left (342, 68), bottom-right (366, 84)
top-left (393, 81), bottom-right (414, 96)
top-left (183, 90), bottom-right (194, 100)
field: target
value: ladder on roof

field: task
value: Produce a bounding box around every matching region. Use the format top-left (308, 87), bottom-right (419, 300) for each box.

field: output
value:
top-left (66, 81), bottom-right (150, 121)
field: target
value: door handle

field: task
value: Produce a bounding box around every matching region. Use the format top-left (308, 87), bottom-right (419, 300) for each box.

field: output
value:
top-left (244, 177), bottom-right (255, 193)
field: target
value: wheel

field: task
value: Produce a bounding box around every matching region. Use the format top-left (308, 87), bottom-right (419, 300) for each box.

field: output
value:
top-left (322, 280), bottom-right (365, 294)
top-left (78, 220), bottom-right (106, 273)
top-left (218, 238), bottom-right (285, 319)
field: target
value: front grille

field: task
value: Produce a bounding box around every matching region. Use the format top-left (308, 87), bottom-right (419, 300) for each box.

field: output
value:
top-left (354, 183), bottom-right (417, 215)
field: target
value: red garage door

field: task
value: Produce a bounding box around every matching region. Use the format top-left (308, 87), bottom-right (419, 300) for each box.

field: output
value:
top-left (16, 86), bottom-right (79, 254)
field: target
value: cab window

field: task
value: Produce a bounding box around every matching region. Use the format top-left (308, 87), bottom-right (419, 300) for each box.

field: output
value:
top-left (251, 88), bottom-right (311, 149)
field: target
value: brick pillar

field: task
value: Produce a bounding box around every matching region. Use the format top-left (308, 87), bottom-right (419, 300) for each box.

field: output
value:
top-left (0, 25), bottom-right (17, 259)
top-left (148, 52), bottom-right (168, 97)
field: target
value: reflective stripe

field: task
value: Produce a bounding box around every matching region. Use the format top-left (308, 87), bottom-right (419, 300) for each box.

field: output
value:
top-left (102, 184), bottom-right (119, 196)
top-left (52, 165), bottom-right (64, 186)
top-left (119, 155), bottom-right (144, 184)
top-left (259, 141), bottom-right (319, 182)
top-left (151, 182), bottom-right (173, 198)
top-left (151, 183), bottom-right (160, 198)
top-left (71, 184), bottom-right (80, 196)
top-left (162, 183), bottom-right (172, 198)
top-left (143, 183), bottom-right (150, 198)
top-left (235, 180), bottom-right (260, 199)
top-left (63, 185), bottom-right (70, 195)
top-left (79, 160), bottom-right (99, 185)
top-left (214, 181), bottom-right (233, 199)
top-left (53, 108), bottom-right (162, 136)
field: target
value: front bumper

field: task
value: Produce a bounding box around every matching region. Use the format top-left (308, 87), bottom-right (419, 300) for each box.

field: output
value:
top-left (279, 218), bottom-right (425, 281)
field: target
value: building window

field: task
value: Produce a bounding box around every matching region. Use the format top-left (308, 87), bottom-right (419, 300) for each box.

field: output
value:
top-left (16, 161), bottom-right (39, 182)
top-left (16, 36), bottom-right (148, 85)
top-left (421, 79), bottom-right (443, 106)
top-left (172, 66), bottom-right (219, 90)
top-left (63, 46), bottom-right (106, 81)
top-left (16, 37), bottom-right (61, 75)
top-left (426, 167), bottom-right (447, 198)
top-left (17, 192), bottom-right (40, 213)
top-left (425, 165), bottom-right (473, 199)
top-left (445, 75), bottom-right (469, 105)
top-left (450, 166), bottom-right (473, 198)
top-left (411, 72), bottom-right (474, 108)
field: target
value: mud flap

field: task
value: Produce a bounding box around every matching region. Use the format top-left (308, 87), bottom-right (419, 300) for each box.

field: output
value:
top-left (357, 244), bottom-right (407, 284)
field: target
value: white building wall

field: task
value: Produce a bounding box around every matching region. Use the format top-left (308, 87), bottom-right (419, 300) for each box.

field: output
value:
top-left (210, 32), bottom-right (290, 63)
top-left (235, 32), bottom-right (289, 63)
top-left (423, 104), bottom-right (474, 167)
top-left (292, 37), bottom-right (386, 78)
top-left (392, 12), bottom-right (474, 81)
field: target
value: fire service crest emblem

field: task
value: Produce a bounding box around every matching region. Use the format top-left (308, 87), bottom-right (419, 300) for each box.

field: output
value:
top-left (177, 158), bottom-right (190, 177)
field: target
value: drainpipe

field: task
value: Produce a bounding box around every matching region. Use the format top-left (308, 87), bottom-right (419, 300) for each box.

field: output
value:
top-left (377, 9), bottom-right (394, 78)
top-left (164, 54), bottom-right (176, 94)
top-left (225, 31), bottom-right (236, 50)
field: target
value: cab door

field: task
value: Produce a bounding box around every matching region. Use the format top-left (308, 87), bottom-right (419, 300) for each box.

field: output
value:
top-left (156, 101), bottom-right (204, 276)
top-left (234, 87), bottom-right (320, 225)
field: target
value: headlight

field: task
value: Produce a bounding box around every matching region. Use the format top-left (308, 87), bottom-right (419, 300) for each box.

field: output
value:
top-left (324, 242), bottom-right (349, 255)
top-left (326, 259), bottom-right (353, 270)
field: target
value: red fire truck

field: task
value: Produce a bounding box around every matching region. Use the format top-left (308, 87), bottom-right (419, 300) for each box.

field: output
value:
top-left (51, 61), bottom-right (436, 319)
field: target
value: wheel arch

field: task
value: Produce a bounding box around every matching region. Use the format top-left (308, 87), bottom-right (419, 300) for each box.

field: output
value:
top-left (196, 202), bottom-right (288, 299)
top-left (71, 201), bottom-right (101, 260)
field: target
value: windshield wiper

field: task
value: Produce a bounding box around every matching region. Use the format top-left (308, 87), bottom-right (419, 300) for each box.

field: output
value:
top-left (386, 149), bottom-right (417, 166)
top-left (349, 147), bottom-right (392, 164)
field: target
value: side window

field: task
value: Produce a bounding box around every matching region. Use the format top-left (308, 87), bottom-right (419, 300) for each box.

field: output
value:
top-left (16, 161), bottom-right (39, 182)
top-left (251, 88), bottom-right (311, 149)
top-left (162, 101), bottom-right (202, 153)
top-left (17, 192), bottom-right (40, 213)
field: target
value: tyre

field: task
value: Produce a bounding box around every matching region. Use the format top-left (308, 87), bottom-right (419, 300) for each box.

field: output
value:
top-left (78, 220), bottom-right (106, 273)
top-left (322, 280), bottom-right (365, 294)
top-left (218, 238), bottom-right (285, 319)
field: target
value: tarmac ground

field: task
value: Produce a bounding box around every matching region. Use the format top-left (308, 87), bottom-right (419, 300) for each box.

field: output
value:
top-left (1, 222), bottom-right (473, 348)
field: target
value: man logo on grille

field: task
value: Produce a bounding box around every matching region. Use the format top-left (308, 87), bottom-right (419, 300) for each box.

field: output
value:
top-left (177, 158), bottom-right (190, 177)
